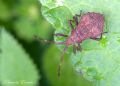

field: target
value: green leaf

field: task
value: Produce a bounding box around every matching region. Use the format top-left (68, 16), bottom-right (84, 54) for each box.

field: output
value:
top-left (40, 0), bottom-right (120, 86)
top-left (71, 34), bottom-right (120, 86)
top-left (43, 45), bottom-right (93, 86)
top-left (0, 1), bottom-right (11, 21)
top-left (14, 18), bottom-right (52, 41)
top-left (13, 1), bottom-right (53, 41)
top-left (0, 28), bottom-right (39, 86)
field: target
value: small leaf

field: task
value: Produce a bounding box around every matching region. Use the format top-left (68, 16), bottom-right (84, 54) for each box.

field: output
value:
top-left (14, 18), bottom-right (52, 41)
top-left (13, 1), bottom-right (53, 41)
top-left (0, 1), bottom-right (11, 21)
top-left (0, 28), bottom-right (39, 86)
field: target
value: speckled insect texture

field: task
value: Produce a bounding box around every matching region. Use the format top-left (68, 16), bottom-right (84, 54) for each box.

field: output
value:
top-left (55, 12), bottom-right (104, 53)
top-left (55, 12), bottom-right (105, 77)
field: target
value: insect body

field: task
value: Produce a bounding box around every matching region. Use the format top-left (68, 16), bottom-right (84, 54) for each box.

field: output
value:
top-left (35, 12), bottom-right (105, 77)
top-left (66, 12), bottom-right (104, 46)
top-left (56, 12), bottom-right (105, 77)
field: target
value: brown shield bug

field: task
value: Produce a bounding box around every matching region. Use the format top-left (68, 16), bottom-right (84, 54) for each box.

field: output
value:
top-left (35, 11), bottom-right (105, 77)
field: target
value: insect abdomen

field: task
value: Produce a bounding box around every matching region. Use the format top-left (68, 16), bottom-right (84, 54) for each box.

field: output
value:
top-left (76, 12), bottom-right (104, 40)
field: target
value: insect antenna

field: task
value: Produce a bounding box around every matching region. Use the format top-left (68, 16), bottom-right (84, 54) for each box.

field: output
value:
top-left (34, 35), bottom-right (65, 45)
top-left (53, 33), bottom-right (68, 37)
top-left (34, 35), bottom-right (67, 78)
top-left (58, 46), bottom-right (68, 78)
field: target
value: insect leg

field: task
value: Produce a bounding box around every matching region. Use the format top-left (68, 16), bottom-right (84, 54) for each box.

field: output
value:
top-left (76, 10), bottom-right (83, 17)
top-left (73, 15), bottom-right (79, 25)
top-left (53, 33), bottom-right (68, 37)
top-left (68, 20), bottom-right (74, 29)
top-left (103, 32), bottom-right (108, 34)
top-left (58, 46), bottom-right (68, 77)
top-left (73, 45), bottom-right (77, 54)
top-left (34, 36), bottom-right (65, 44)
top-left (68, 10), bottom-right (83, 29)
top-left (90, 32), bottom-right (108, 41)
top-left (79, 10), bottom-right (83, 17)
top-left (74, 10), bottom-right (83, 25)
top-left (90, 35), bottom-right (102, 41)
top-left (73, 44), bottom-right (82, 54)
top-left (77, 43), bottom-right (82, 51)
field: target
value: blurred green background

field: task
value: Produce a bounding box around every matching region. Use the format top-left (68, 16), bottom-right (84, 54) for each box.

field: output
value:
top-left (0, 0), bottom-right (93, 86)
